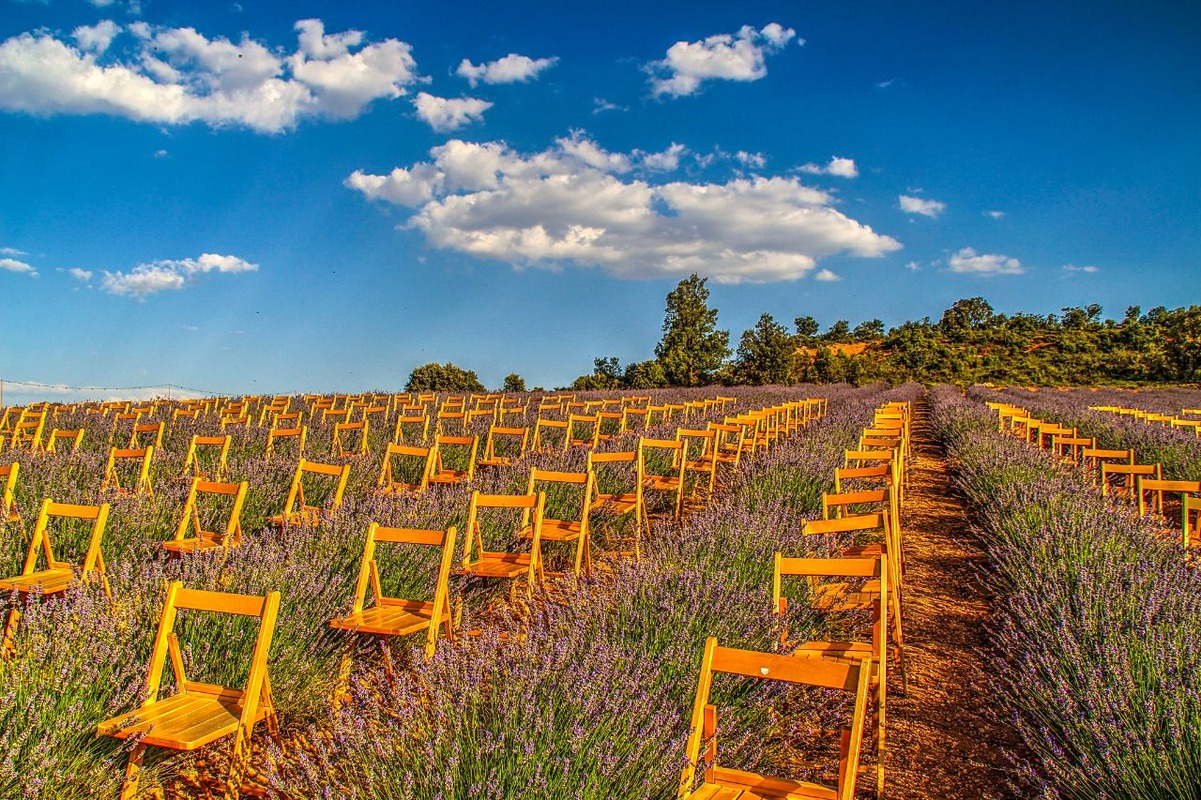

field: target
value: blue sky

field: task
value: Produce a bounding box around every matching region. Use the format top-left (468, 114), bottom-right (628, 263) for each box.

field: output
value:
top-left (1, 0), bottom-right (1199, 400)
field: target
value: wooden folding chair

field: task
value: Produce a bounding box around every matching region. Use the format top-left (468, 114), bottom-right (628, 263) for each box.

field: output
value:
top-left (270, 411), bottom-right (305, 431)
top-left (533, 418), bottom-right (570, 452)
top-left (822, 488), bottom-right (900, 557)
top-left (1136, 477), bottom-right (1201, 519)
top-left (101, 446), bottom-right (155, 499)
top-left (2, 499), bottom-right (111, 654)
top-left (266, 458), bottom-right (351, 528)
top-left (477, 425), bottom-right (529, 469)
top-left (678, 637), bottom-right (871, 800)
top-left (845, 450), bottom-right (902, 505)
top-left (1101, 462), bottom-right (1160, 498)
top-left (707, 422), bottom-right (745, 488)
top-left (129, 422), bottom-right (165, 450)
top-left (587, 450), bottom-right (645, 561)
top-left (332, 420), bottom-right (369, 457)
top-left (182, 434), bottom-right (232, 481)
top-left (377, 443), bottom-right (437, 494)
top-left (461, 491), bottom-right (546, 595)
top-left (640, 437), bottom-right (687, 525)
top-left (1082, 447), bottom-right (1135, 485)
top-left (163, 479), bottom-right (248, 555)
top-left (393, 412), bottom-right (431, 445)
top-left (9, 409), bottom-right (46, 452)
top-left (265, 425), bottom-right (307, 460)
top-left (566, 414), bottom-right (601, 450)
top-left (1051, 434), bottom-right (1094, 463)
top-left (428, 435), bottom-right (478, 485)
top-left (436, 409), bottom-right (466, 437)
top-left (622, 407), bottom-right (650, 432)
top-left (220, 412), bottom-right (252, 430)
top-left (45, 428), bottom-right (85, 455)
top-left (330, 524), bottom-right (457, 660)
top-left (774, 553), bottom-right (889, 798)
top-left (519, 468), bottom-right (594, 579)
top-left (1184, 494), bottom-right (1201, 548)
top-left (802, 513), bottom-right (906, 693)
top-left (677, 428), bottom-right (719, 497)
top-left (0, 462), bottom-right (21, 530)
top-left (97, 582), bottom-right (281, 800)
top-left (321, 407), bottom-right (350, 426)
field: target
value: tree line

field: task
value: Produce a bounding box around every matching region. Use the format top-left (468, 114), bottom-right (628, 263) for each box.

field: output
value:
top-left (406, 275), bottom-right (1201, 391)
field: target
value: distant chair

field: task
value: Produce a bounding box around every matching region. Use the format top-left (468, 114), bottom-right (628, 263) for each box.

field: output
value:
top-left (163, 478), bottom-right (248, 556)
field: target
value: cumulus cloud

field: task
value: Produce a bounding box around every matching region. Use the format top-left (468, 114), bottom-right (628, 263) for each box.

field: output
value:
top-left (948, 247), bottom-right (1023, 276)
top-left (1, 257), bottom-right (36, 276)
top-left (0, 18), bottom-right (418, 132)
top-left (346, 136), bottom-right (900, 284)
top-left (68, 267), bottom-right (93, 281)
top-left (736, 151), bottom-right (767, 169)
top-left (639, 143), bottom-right (687, 171)
top-left (985, 209), bottom-right (1005, 219)
top-left (798, 156), bottom-right (858, 178)
top-left (100, 253), bottom-right (258, 297)
top-left (814, 268), bottom-right (840, 282)
top-left (648, 23), bottom-right (798, 98)
top-left (412, 92), bottom-right (492, 132)
top-left (73, 20), bottom-right (121, 53)
top-left (0, 246), bottom-right (28, 256)
top-left (456, 53), bottom-right (557, 87)
top-left (899, 194), bottom-right (945, 218)
top-left (592, 97), bottom-right (623, 114)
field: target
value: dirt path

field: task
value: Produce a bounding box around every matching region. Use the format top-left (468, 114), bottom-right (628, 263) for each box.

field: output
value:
top-left (884, 393), bottom-right (1021, 798)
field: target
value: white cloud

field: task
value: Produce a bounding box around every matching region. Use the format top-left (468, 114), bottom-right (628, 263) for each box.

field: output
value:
top-left (899, 194), bottom-right (945, 218)
top-left (985, 210), bottom-right (1005, 219)
top-left (798, 156), bottom-right (857, 178)
top-left (412, 92), bottom-right (492, 132)
top-left (73, 20), bottom-right (121, 54)
top-left (456, 53), bottom-right (557, 87)
top-left (592, 97), bottom-right (623, 114)
top-left (0, 19), bottom-right (418, 133)
top-left (948, 247), bottom-right (1023, 276)
top-left (0, 246), bottom-right (28, 256)
top-left (1, 257), bottom-right (36, 276)
top-left (68, 267), bottom-right (93, 282)
top-left (905, 260), bottom-right (921, 271)
top-left (814, 268), bottom-right (840, 281)
top-left (648, 23), bottom-right (798, 98)
top-left (639, 143), bottom-right (687, 171)
top-left (1062, 264), bottom-right (1099, 274)
top-left (736, 151), bottom-right (766, 169)
top-left (100, 253), bottom-right (257, 297)
top-left (348, 136), bottom-right (900, 285)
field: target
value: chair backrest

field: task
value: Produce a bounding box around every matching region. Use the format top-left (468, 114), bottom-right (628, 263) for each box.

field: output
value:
top-left (640, 437), bottom-right (687, 477)
top-left (183, 434), bottom-right (232, 480)
top-left (141, 582), bottom-right (279, 755)
top-left (1100, 462), bottom-right (1161, 495)
top-left (265, 426), bottom-right (307, 460)
top-left (347, 524), bottom-right (457, 656)
top-left (0, 462), bottom-right (19, 524)
top-left (22, 499), bottom-right (111, 591)
top-left (393, 413), bottom-right (430, 445)
top-left (129, 422), bottom-right (165, 450)
top-left (479, 425), bottom-right (529, 466)
top-left (377, 443), bottom-right (437, 493)
top-left (46, 428), bottom-right (86, 455)
top-left (525, 467), bottom-right (594, 528)
top-left (533, 418), bottom-right (569, 452)
top-left (431, 435), bottom-right (479, 483)
top-left (567, 414), bottom-right (601, 449)
top-left (332, 420), bottom-right (369, 456)
top-left (436, 410), bottom-right (466, 436)
top-left (283, 458), bottom-right (351, 517)
top-left (679, 636), bottom-right (870, 800)
top-left (102, 446), bottom-right (155, 498)
top-left (175, 478), bottom-right (248, 547)
top-left (463, 490), bottom-right (546, 584)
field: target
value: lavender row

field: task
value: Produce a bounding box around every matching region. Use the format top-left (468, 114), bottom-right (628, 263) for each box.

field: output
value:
top-left (930, 386), bottom-right (1201, 800)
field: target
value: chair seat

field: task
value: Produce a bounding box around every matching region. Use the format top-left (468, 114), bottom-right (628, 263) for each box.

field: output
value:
top-left (687, 766), bottom-right (837, 800)
top-left (463, 553), bottom-right (532, 578)
top-left (97, 690), bottom-right (269, 751)
top-left (330, 600), bottom-right (445, 637)
top-left (644, 476), bottom-right (682, 491)
top-left (429, 470), bottom-right (470, 484)
top-left (477, 457), bottom-right (515, 468)
top-left (519, 520), bottom-right (582, 541)
top-left (266, 508), bottom-right (321, 528)
top-left (162, 537), bottom-right (226, 555)
top-left (0, 567), bottom-right (75, 595)
top-left (591, 493), bottom-right (638, 515)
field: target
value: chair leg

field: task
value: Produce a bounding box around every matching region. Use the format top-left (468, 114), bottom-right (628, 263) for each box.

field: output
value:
top-left (119, 743), bottom-right (146, 800)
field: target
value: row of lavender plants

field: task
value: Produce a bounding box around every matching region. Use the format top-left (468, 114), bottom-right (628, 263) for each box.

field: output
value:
top-left (972, 386), bottom-right (1201, 482)
top-left (930, 386), bottom-right (1201, 799)
top-left (0, 384), bottom-right (906, 797)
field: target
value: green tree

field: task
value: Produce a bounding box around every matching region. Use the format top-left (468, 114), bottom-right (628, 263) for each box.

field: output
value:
top-left (852, 318), bottom-right (885, 341)
top-left (623, 359), bottom-right (668, 389)
top-left (939, 297), bottom-right (996, 337)
top-left (734, 313), bottom-right (795, 385)
top-left (502, 373), bottom-right (526, 393)
top-left (571, 356), bottom-right (624, 390)
top-left (793, 315), bottom-right (820, 342)
top-left (821, 320), bottom-right (852, 343)
top-left (654, 274), bottom-right (730, 386)
top-left (405, 362), bottom-right (486, 393)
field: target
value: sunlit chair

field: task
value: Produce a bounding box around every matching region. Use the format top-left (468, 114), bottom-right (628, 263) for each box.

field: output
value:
top-left (393, 412), bottom-right (431, 445)
top-left (181, 434), bottom-right (231, 481)
top-left (45, 428), bottom-right (86, 455)
top-left (332, 420), bottom-right (370, 457)
top-left (676, 427), bottom-right (719, 498)
top-left (640, 437), bottom-right (687, 525)
top-left (519, 467), bottom-right (594, 579)
top-left (266, 458), bottom-right (351, 528)
top-left (477, 425), bottom-right (529, 469)
top-left (0, 462), bottom-right (19, 529)
top-left (377, 443), bottom-right (437, 495)
top-left (678, 636), bottom-right (871, 800)
top-left (567, 414), bottom-right (601, 450)
top-left (587, 450), bottom-right (645, 560)
top-left (265, 425), bottom-right (307, 460)
top-left (428, 434), bottom-right (478, 485)
top-left (101, 446), bottom-right (155, 499)
top-left (533, 418), bottom-right (569, 453)
top-left (2, 499), bottom-right (111, 654)
top-left (129, 422), bottom-right (165, 450)
top-left (461, 491), bottom-right (546, 595)
top-left (163, 478), bottom-right (248, 555)
top-left (96, 582), bottom-right (280, 800)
